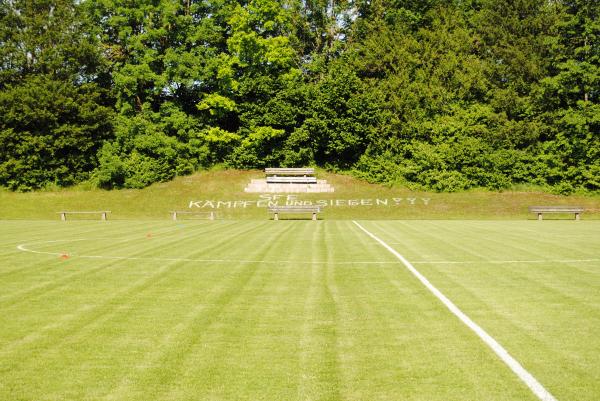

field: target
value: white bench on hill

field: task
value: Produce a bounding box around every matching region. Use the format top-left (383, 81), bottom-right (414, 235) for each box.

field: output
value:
top-left (58, 211), bottom-right (110, 221)
top-left (265, 167), bottom-right (317, 184)
top-left (528, 206), bottom-right (584, 220)
top-left (268, 205), bottom-right (321, 221)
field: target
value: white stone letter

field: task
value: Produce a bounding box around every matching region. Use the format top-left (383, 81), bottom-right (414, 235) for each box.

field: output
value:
top-left (189, 200), bottom-right (201, 208)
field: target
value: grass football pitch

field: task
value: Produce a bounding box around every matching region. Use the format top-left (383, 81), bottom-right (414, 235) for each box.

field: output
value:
top-left (1, 220), bottom-right (599, 401)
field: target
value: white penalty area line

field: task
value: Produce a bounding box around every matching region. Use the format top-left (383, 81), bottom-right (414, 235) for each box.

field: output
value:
top-left (352, 221), bottom-right (558, 401)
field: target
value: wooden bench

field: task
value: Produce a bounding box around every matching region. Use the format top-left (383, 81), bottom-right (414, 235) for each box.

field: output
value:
top-left (170, 211), bottom-right (215, 221)
top-left (58, 211), bottom-right (111, 221)
top-left (268, 206), bottom-right (321, 220)
top-left (528, 206), bottom-right (584, 220)
top-left (265, 167), bottom-right (317, 184)
top-left (265, 168), bottom-right (315, 176)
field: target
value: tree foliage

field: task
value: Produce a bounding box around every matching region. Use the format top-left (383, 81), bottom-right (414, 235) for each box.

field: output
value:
top-left (0, 0), bottom-right (112, 190)
top-left (0, 0), bottom-right (598, 192)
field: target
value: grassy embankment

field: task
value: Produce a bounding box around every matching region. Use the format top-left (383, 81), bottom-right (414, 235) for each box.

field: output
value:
top-left (0, 169), bottom-right (598, 220)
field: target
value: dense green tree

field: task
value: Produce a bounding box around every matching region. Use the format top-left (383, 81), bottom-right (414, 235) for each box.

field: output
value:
top-left (86, 0), bottom-right (233, 187)
top-left (0, 0), bottom-right (113, 190)
top-left (88, 0), bottom-right (302, 186)
top-left (531, 0), bottom-right (600, 192)
top-left (0, 0), bottom-right (598, 192)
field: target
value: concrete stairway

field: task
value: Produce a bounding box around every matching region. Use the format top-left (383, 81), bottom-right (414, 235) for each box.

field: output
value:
top-left (244, 179), bottom-right (334, 193)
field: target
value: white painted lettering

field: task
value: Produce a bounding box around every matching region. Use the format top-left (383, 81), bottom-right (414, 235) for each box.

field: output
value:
top-left (190, 196), bottom-right (433, 209)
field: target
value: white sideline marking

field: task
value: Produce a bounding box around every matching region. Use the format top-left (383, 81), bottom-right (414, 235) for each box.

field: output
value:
top-left (16, 240), bottom-right (598, 268)
top-left (411, 259), bottom-right (600, 265)
top-left (352, 221), bottom-right (558, 401)
top-left (16, 240), bottom-right (393, 266)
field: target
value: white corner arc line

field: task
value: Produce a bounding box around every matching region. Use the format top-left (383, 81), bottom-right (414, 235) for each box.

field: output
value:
top-left (352, 221), bottom-right (558, 401)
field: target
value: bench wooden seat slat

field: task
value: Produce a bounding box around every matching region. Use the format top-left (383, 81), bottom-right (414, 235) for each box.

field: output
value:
top-left (58, 211), bottom-right (111, 221)
top-left (528, 206), bottom-right (584, 220)
top-left (268, 207), bottom-right (320, 212)
top-left (268, 205), bottom-right (321, 221)
top-left (529, 206), bottom-right (584, 212)
top-left (170, 211), bottom-right (215, 220)
top-left (265, 168), bottom-right (315, 176)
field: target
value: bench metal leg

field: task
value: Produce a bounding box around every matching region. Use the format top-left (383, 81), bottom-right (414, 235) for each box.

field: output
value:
top-left (575, 213), bottom-right (580, 221)
top-left (537, 213), bottom-right (543, 221)
top-left (209, 212), bottom-right (215, 221)
top-left (274, 212), bottom-right (279, 221)
top-left (172, 212), bottom-right (177, 221)
top-left (312, 212), bottom-right (316, 221)
top-left (61, 212), bottom-right (66, 221)
top-left (101, 212), bottom-right (107, 221)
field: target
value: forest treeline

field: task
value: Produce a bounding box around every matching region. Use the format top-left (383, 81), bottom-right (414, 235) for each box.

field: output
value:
top-left (0, 0), bottom-right (598, 192)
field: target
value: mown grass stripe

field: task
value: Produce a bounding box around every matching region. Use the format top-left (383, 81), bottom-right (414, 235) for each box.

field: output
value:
top-left (352, 220), bottom-right (558, 401)
top-left (101, 222), bottom-right (297, 400)
top-left (1, 222), bottom-right (267, 305)
top-left (156, 223), bottom-right (299, 400)
top-left (0, 223), bottom-right (266, 351)
top-left (383, 221), bottom-right (600, 307)
top-left (2, 220), bottom-right (598, 400)
top-left (371, 220), bottom-right (600, 401)
top-left (0, 259), bottom-right (190, 373)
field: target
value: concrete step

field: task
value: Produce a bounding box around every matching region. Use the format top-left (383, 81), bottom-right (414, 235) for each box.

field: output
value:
top-left (248, 179), bottom-right (330, 184)
top-left (244, 179), bottom-right (334, 193)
